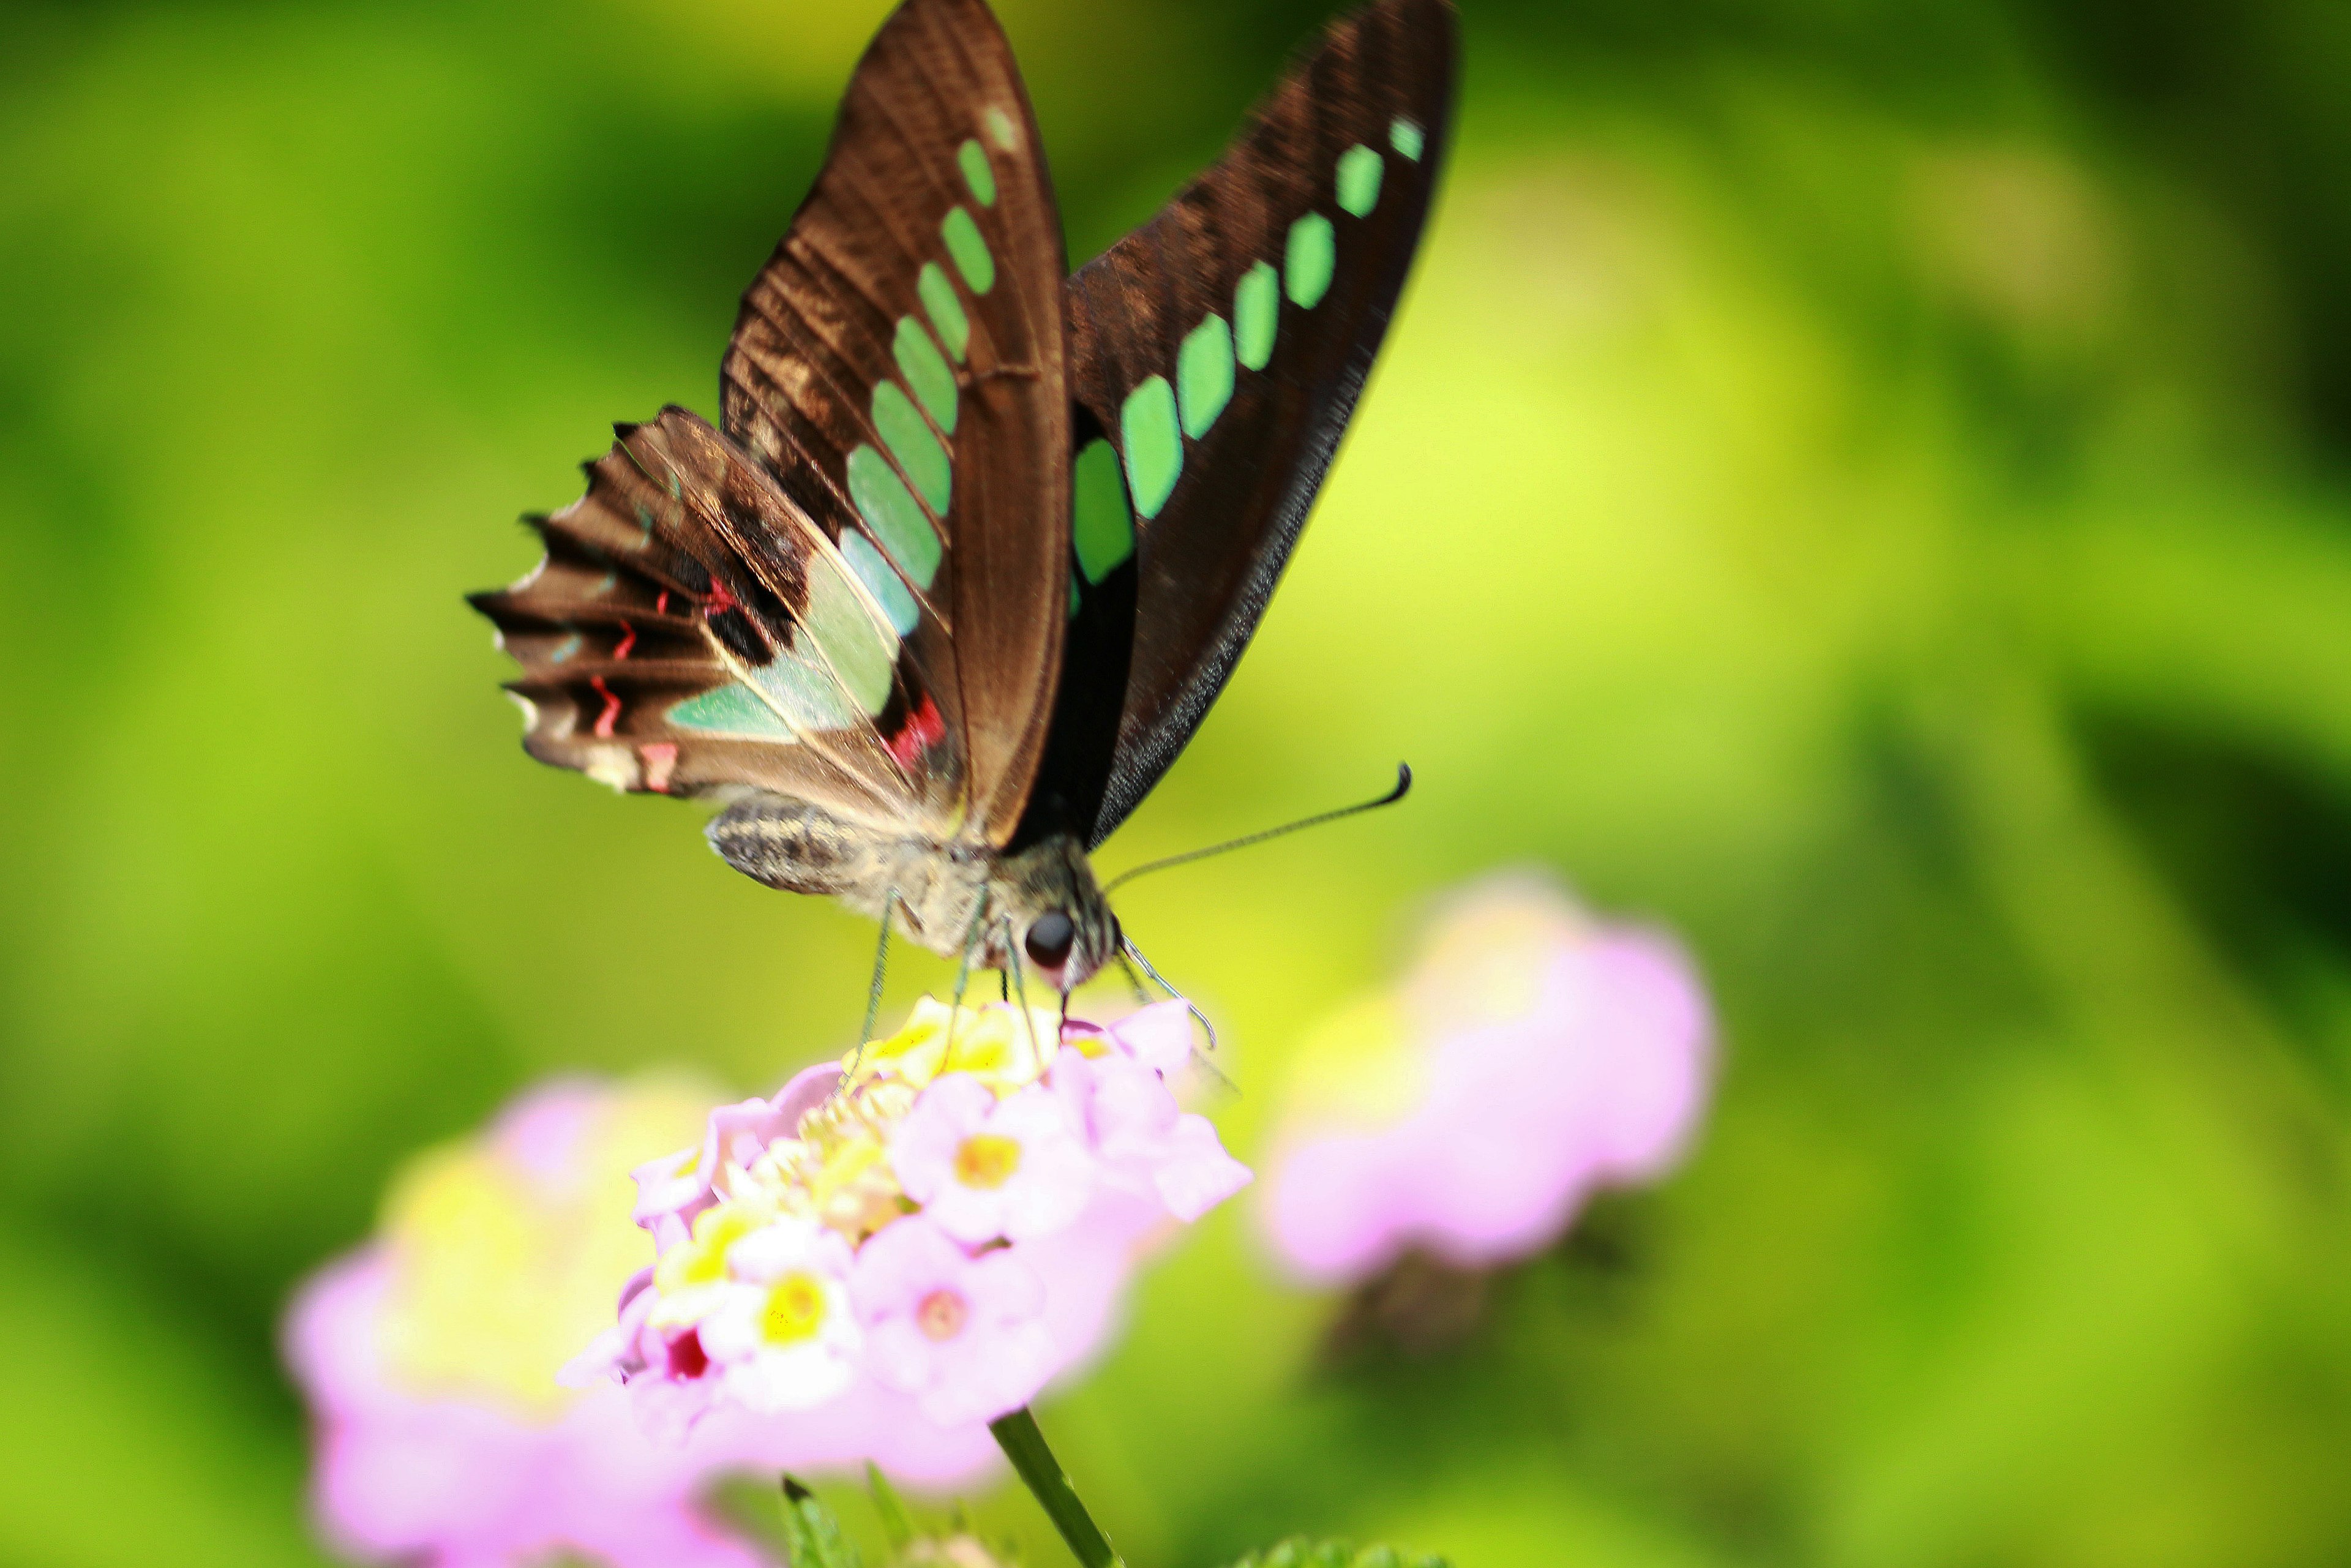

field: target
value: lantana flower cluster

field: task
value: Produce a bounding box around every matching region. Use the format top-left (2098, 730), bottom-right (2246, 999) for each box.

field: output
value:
top-left (1262, 871), bottom-right (1712, 1281)
top-left (570, 997), bottom-right (1251, 1437)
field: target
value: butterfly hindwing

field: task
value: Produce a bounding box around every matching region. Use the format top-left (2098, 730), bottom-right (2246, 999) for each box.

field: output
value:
top-left (1034, 0), bottom-right (1457, 847)
top-left (469, 408), bottom-right (943, 829)
top-left (720, 0), bottom-right (1070, 847)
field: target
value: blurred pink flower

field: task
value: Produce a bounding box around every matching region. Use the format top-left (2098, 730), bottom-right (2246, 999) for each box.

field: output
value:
top-left (1262, 871), bottom-right (1713, 1283)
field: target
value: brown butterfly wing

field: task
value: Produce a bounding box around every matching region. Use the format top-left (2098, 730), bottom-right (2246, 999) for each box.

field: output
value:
top-left (1040, 0), bottom-right (1457, 848)
top-left (470, 408), bottom-right (947, 833)
top-left (721, 0), bottom-right (1070, 847)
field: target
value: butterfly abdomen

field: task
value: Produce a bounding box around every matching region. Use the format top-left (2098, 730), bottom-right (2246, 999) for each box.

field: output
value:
top-left (708, 794), bottom-right (885, 899)
top-left (706, 791), bottom-right (989, 955)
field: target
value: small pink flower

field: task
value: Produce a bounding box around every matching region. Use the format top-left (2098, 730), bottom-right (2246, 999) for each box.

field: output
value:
top-left (1051, 1048), bottom-right (1251, 1223)
top-left (1095, 1000), bottom-right (1196, 1073)
top-left (850, 1215), bottom-right (1057, 1426)
top-left (1262, 872), bottom-right (1714, 1282)
top-left (631, 1092), bottom-right (803, 1247)
top-left (891, 1075), bottom-right (1095, 1244)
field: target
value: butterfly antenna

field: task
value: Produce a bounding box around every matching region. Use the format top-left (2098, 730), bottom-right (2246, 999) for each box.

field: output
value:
top-left (1103, 763), bottom-right (1413, 895)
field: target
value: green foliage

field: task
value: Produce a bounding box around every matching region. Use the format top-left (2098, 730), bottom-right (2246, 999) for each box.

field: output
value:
top-left (1225, 1540), bottom-right (1442, 1568)
top-left (782, 1480), bottom-right (864, 1568)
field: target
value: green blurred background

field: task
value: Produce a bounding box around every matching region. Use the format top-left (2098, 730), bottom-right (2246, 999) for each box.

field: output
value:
top-left (7, 0), bottom-right (2351, 1563)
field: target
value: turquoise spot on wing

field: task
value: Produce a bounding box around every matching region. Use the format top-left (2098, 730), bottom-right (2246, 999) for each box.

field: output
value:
top-left (670, 681), bottom-right (797, 738)
top-left (749, 652), bottom-right (864, 731)
top-left (841, 528), bottom-right (920, 636)
top-left (1337, 144), bottom-right (1384, 217)
top-left (1120, 377), bottom-right (1182, 520)
top-left (958, 139), bottom-right (997, 207)
top-left (549, 632), bottom-right (582, 664)
top-left (847, 445), bottom-right (942, 588)
top-left (793, 555), bottom-right (894, 716)
top-left (893, 316), bottom-right (958, 434)
top-left (986, 107), bottom-right (1019, 151)
top-left (1177, 315), bottom-right (1235, 438)
top-left (871, 381), bottom-right (951, 515)
top-left (1235, 261), bottom-right (1279, 370)
top-left (1286, 214), bottom-right (1335, 308)
top-left (918, 263), bottom-right (969, 362)
top-left (941, 208), bottom-right (995, 294)
top-left (1390, 117), bottom-right (1425, 162)
top-left (1071, 437), bottom-right (1134, 583)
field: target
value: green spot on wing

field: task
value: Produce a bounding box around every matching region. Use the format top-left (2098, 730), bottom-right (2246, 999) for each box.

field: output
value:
top-left (847, 445), bottom-right (942, 588)
top-left (841, 527), bottom-right (919, 637)
top-left (871, 381), bottom-right (951, 516)
top-left (793, 555), bottom-right (894, 717)
top-left (1235, 261), bottom-right (1279, 370)
top-left (1071, 437), bottom-right (1134, 583)
top-left (670, 681), bottom-right (797, 738)
top-left (1337, 144), bottom-right (1384, 217)
top-left (893, 316), bottom-right (958, 434)
top-left (918, 263), bottom-right (969, 362)
top-left (940, 207), bottom-right (994, 295)
top-left (1120, 377), bottom-right (1182, 520)
top-left (1286, 214), bottom-right (1335, 308)
top-left (1178, 314), bottom-right (1235, 438)
top-left (986, 107), bottom-right (1019, 151)
top-left (1390, 116), bottom-right (1425, 162)
top-left (958, 139), bottom-right (996, 207)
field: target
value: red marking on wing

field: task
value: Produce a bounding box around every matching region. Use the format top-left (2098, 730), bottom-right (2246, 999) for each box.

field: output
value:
top-left (640, 742), bottom-right (679, 793)
top-left (884, 692), bottom-right (946, 770)
top-left (704, 579), bottom-right (738, 617)
top-left (591, 677), bottom-right (621, 738)
top-left (655, 590), bottom-right (670, 615)
top-left (613, 620), bottom-right (638, 661)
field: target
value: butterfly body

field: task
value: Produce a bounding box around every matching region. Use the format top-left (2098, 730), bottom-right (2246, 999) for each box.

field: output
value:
top-left (708, 795), bottom-right (1116, 988)
top-left (471, 0), bottom-right (1453, 996)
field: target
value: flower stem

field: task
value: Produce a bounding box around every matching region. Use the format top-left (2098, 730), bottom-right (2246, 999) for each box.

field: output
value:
top-left (988, 1406), bottom-right (1125, 1568)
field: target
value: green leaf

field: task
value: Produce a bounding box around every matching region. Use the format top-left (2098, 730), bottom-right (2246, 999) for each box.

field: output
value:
top-left (864, 1463), bottom-right (916, 1551)
top-left (779, 1477), bottom-right (862, 1568)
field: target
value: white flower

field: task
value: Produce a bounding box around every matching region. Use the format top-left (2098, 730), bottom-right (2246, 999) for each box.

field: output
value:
top-left (694, 1218), bottom-right (861, 1412)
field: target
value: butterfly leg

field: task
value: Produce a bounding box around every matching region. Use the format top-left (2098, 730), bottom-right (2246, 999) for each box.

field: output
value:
top-left (1000, 913), bottom-right (1043, 1063)
top-left (1123, 932), bottom-right (1226, 1078)
top-left (1112, 950), bottom-right (1153, 1007)
top-left (945, 894), bottom-right (991, 1059)
top-left (841, 889), bottom-right (897, 1091)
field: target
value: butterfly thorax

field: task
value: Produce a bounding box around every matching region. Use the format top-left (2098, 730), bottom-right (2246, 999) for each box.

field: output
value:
top-left (707, 792), bottom-right (1118, 991)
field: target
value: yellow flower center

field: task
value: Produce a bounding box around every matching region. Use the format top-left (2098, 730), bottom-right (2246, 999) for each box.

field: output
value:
top-left (953, 1133), bottom-right (1022, 1190)
top-left (656, 1199), bottom-right (768, 1295)
top-left (760, 1271), bottom-right (829, 1345)
top-left (915, 1287), bottom-right (969, 1342)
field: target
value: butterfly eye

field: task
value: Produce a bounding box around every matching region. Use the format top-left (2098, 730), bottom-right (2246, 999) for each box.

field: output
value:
top-left (1024, 910), bottom-right (1076, 969)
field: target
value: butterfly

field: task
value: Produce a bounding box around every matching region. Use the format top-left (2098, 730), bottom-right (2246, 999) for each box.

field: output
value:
top-left (469, 0), bottom-right (1453, 1003)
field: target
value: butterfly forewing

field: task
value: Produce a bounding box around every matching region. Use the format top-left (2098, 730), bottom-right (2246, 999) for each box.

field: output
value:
top-left (720, 0), bottom-right (1070, 847)
top-left (1039, 0), bottom-right (1457, 847)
